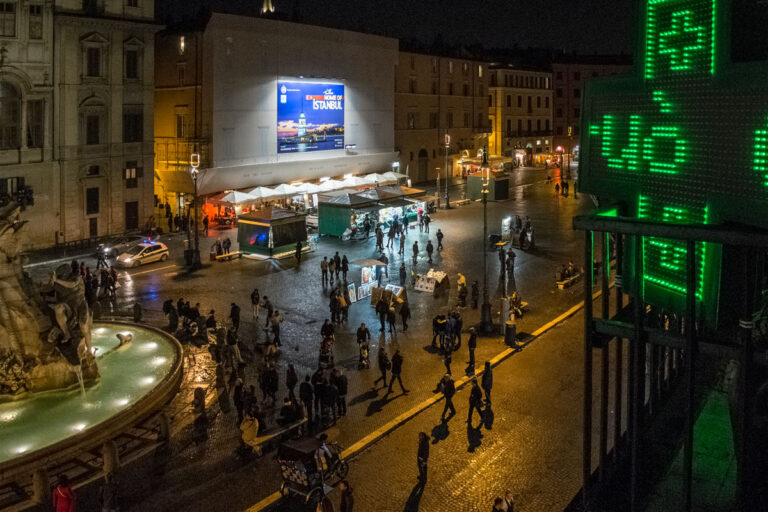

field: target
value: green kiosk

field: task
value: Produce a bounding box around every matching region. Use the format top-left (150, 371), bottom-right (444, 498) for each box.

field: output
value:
top-left (318, 193), bottom-right (378, 237)
top-left (237, 207), bottom-right (308, 259)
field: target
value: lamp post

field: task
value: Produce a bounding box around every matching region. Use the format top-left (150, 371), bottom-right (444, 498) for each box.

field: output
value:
top-left (190, 153), bottom-right (201, 269)
top-left (444, 131), bottom-right (451, 209)
top-left (480, 146), bottom-right (493, 334)
top-left (556, 145), bottom-right (565, 182)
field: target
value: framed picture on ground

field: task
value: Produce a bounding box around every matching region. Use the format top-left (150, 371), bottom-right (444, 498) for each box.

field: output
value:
top-left (348, 283), bottom-right (357, 303)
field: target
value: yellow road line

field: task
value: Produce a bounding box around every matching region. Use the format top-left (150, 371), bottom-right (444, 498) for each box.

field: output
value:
top-left (246, 290), bottom-right (603, 511)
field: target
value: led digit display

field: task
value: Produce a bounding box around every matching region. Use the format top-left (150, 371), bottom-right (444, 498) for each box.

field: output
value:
top-left (579, 0), bottom-right (768, 323)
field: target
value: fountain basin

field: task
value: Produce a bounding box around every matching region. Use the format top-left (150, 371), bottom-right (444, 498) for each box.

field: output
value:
top-left (0, 322), bottom-right (182, 480)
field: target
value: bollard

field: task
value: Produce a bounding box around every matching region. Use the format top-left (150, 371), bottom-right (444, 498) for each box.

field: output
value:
top-left (31, 469), bottom-right (49, 505)
top-left (102, 440), bottom-right (119, 474)
top-left (504, 320), bottom-right (517, 346)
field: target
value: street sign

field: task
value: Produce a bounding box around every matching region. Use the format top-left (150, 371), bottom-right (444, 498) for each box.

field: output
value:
top-left (568, 126), bottom-right (573, 137)
top-left (579, 0), bottom-right (768, 322)
top-left (444, 133), bottom-right (451, 146)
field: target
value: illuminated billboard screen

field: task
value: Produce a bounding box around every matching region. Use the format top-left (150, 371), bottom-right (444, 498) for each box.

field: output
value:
top-left (277, 81), bottom-right (344, 154)
top-left (579, 0), bottom-right (768, 325)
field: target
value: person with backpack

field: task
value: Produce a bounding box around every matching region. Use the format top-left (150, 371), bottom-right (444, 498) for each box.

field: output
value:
top-left (439, 374), bottom-right (456, 421)
top-left (374, 346), bottom-right (390, 389)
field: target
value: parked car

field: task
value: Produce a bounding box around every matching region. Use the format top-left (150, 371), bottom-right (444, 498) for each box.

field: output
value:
top-left (97, 235), bottom-right (145, 259)
top-left (116, 241), bottom-right (170, 268)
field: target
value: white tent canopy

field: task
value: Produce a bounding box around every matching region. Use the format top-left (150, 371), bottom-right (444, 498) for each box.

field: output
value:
top-left (381, 171), bottom-right (407, 180)
top-left (246, 186), bottom-right (277, 199)
top-left (365, 173), bottom-right (390, 184)
top-left (220, 190), bottom-right (256, 204)
top-left (340, 176), bottom-right (371, 187)
top-left (318, 179), bottom-right (345, 191)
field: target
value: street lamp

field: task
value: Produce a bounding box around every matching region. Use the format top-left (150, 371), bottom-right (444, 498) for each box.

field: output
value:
top-left (190, 153), bottom-right (202, 269)
top-left (444, 131), bottom-right (451, 209)
top-left (480, 146), bottom-right (493, 334)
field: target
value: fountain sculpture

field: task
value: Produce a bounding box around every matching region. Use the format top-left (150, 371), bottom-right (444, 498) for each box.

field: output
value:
top-left (0, 203), bottom-right (98, 397)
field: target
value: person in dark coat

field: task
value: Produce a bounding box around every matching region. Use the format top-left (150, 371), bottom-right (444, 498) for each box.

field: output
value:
top-left (233, 377), bottom-right (245, 424)
top-left (230, 303), bottom-right (241, 332)
top-left (321, 319), bottom-right (335, 339)
top-left (286, 364), bottom-right (298, 403)
top-left (299, 375), bottom-right (313, 419)
top-left (481, 361), bottom-right (493, 403)
top-left (400, 302), bottom-right (411, 331)
top-left (333, 369), bottom-right (348, 416)
top-left (426, 240), bottom-right (434, 264)
top-left (341, 255), bottom-right (349, 281)
top-left (339, 480), bottom-right (354, 512)
top-left (443, 350), bottom-right (452, 375)
top-left (436, 228), bottom-right (444, 251)
top-left (373, 347), bottom-right (389, 389)
top-left (468, 379), bottom-right (484, 425)
top-left (467, 327), bottom-right (477, 368)
top-left (295, 241), bottom-right (303, 262)
top-left (333, 252), bottom-right (341, 279)
top-left (387, 349), bottom-right (407, 394)
top-left (375, 297), bottom-right (388, 332)
top-left (417, 432), bottom-right (430, 483)
top-left (324, 378), bottom-right (339, 422)
top-left (386, 307), bottom-right (396, 334)
top-left (311, 369), bottom-right (324, 418)
top-left (399, 263), bottom-right (407, 286)
top-left (440, 374), bottom-right (456, 421)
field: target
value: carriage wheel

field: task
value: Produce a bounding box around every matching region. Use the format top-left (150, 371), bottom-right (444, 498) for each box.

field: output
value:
top-left (307, 487), bottom-right (324, 504)
top-left (336, 460), bottom-right (349, 479)
top-left (279, 483), bottom-right (290, 497)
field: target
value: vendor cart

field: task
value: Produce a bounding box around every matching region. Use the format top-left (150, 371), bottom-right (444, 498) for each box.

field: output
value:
top-left (278, 437), bottom-right (348, 504)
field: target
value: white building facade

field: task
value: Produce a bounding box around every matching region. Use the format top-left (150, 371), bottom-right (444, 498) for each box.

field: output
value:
top-left (0, 0), bottom-right (159, 249)
top-left (185, 13), bottom-right (398, 195)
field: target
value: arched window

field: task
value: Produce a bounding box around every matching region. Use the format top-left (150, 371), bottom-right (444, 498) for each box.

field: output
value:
top-left (0, 82), bottom-right (20, 150)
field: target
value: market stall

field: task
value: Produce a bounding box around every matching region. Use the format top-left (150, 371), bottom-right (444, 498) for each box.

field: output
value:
top-left (237, 206), bottom-right (308, 259)
top-left (317, 193), bottom-right (378, 238)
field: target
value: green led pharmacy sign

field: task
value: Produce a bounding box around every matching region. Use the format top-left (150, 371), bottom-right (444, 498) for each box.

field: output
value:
top-left (579, 0), bottom-right (768, 320)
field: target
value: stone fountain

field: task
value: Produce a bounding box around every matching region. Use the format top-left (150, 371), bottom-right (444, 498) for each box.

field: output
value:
top-left (0, 202), bottom-right (98, 397)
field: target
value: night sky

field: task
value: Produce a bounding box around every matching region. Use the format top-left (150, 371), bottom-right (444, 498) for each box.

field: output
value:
top-left (159, 0), bottom-right (635, 55)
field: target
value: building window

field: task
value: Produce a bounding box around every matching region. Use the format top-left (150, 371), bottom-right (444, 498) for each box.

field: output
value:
top-left (176, 114), bottom-right (186, 138)
top-left (537, 119), bottom-right (541, 132)
top-left (448, 61), bottom-right (453, 74)
top-left (28, 4), bottom-right (42, 39)
top-left (517, 119), bottom-right (522, 134)
top-left (574, 88), bottom-right (581, 98)
top-left (86, 187), bottom-right (99, 215)
top-left (0, 2), bottom-right (15, 37)
top-left (556, 71), bottom-right (563, 80)
top-left (537, 96), bottom-right (541, 108)
top-left (86, 114), bottom-right (100, 145)
top-left (0, 82), bottom-right (19, 150)
top-left (431, 80), bottom-right (437, 95)
top-left (410, 56), bottom-right (415, 70)
top-left (447, 112), bottom-right (453, 128)
top-left (123, 111), bottom-right (143, 143)
top-left (407, 112), bottom-right (416, 129)
top-left (463, 83), bottom-right (469, 96)
top-left (86, 165), bottom-right (100, 176)
top-left (545, 97), bottom-right (550, 109)
top-left (556, 88), bottom-right (563, 98)
top-left (462, 62), bottom-right (468, 75)
top-left (431, 58), bottom-right (438, 73)
top-left (517, 95), bottom-right (522, 108)
top-left (409, 151), bottom-right (413, 161)
top-left (432, 149), bottom-right (436, 158)
top-left (506, 119), bottom-right (511, 134)
top-left (448, 83), bottom-right (453, 95)
top-left (86, 47), bottom-right (101, 77)
top-left (177, 64), bottom-right (185, 86)
top-left (478, 65), bottom-right (483, 78)
top-left (527, 120), bottom-right (532, 134)
top-left (464, 112), bottom-right (470, 128)
top-left (429, 112), bottom-right (438, 129)
top-left (179, 35), bottom-right (185, 55)
top-left (545, 119), bottom-right (550, 131)
top-left (506, 95), bottom-right (511, 107)
top-left (0, 176), bottom-right (24, 203)
top-left (27, 99), bottom-right (43, 148)
top-left (124, 160), bottom-right (142, 188)
top-left (125, 50), bottom-right (139, 79)
top-left (408, 78), bottom-right (416, 94)
top-left (527, 96), bottom-right (532, 113)
top-left (488, 94), bottom-right (492, 106)
top-left (574, 108), bottom-right (581, 118)
top-left (126, 0), bottom-right (138, 6)
top-left (556, 108), bottom-right (563, 118)
top-left (574, 71), bottom-right (581, 81)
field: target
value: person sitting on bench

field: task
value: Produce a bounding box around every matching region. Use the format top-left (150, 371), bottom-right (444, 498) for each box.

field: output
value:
top-left (511, 291), bottom-right (524, 319)
top-left (559, 264), bottom-right (570, 281)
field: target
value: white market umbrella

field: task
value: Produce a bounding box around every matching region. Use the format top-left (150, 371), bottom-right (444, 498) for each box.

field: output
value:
top-left (271, 183), bottom-right (302, 196)
top-left (382, 171), bottom-right (407, 180)
top-left (319, 179), bottom-right (345, 191)
top-left (365, 173), bottom-right (390, 184)
top-left (302, 183), bottom-right (324, 194)
top-left (220, 190), bottom-right (256, 204)
top-left (246, 186), bottom-right (277, 199)
top-left (341, 176), bottom-right (371, 187)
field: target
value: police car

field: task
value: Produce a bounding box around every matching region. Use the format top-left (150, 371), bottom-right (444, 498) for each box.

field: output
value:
top-left (116, 240), bottom-right (170, 268)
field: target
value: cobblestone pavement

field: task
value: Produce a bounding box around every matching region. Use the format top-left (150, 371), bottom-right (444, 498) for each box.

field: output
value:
top-left (56, 168), bottom-right (595, 511)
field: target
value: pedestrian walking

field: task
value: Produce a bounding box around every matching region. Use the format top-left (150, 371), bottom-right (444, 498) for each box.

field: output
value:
top-left (399, 263), bottom-right (407, 286)
top-left (504, 490), bottom-right (515, 512)
top-left (328, 258), bottom-right (337, 284)
top-left (481, 361), bottom-right (493, 403)
top-left (412, 241), bottom-right (419, 265)
top-left (250, 288), bottom-right (260, 320)
top-left (423, 213), bottom-right (431, 233)
top-left (387, 225), bottom-right (395, 248)
top-left (98, 472), bottom-right (119, 512)
top-left (300, 375), bottom-right (313, 419)
top-left (376, 229), bottom-right (384, 251)
top-left (555, 182), bottom-right (561, 195)
top-left (400, 301), bottom-right (411, 331)
top-left (230, 303), bottom-right (241, 332)
top-left (53, 474), bottom-right (75, 512)
top-left (387, 349), bottom-right (408, 394)
top-left (321, 257), bottom-right (329, 286)
top-left (333, 252), bottom-right (341, 279)
top-left (399, 232), bottom-right (406, 255)
top-left (417, 432), bottom-right (430, 483)
top-left (339, 480), bottom-right (354, 512)
top-left (386, 306), bottom-right (396, 334)
top-left (375, 297), bottom-right (388, 332)
top-left (418, 212), bottom-right (424, 232)
top-left (286, 364), bottom-right (298, 403)
top-left (443, 350), bottom-right (452, 375)
top-left (295, 241), bottom-right (303, 262)
top-left (341, 255), bottom-right (349, 281)
top-left (439, 374), bottom-right (456, 420)
top-left (334, 369), bottom-right (348, 416)
top-left (233, 377), bottom-right (245, 423)
top-left (373, 346), bottom-right (389, 389)
top-left (467, 327), bottom-right (477, 368)
top-left (270, 310), bottom-right (283, 346)
top-left (262, 296), bottom-right (273, 328)
top-left (467, 379), bottom-right (484, 424)
top-left (380, 252), bottom-right (389, 277)
top-left (436, 228), bottom-right (444, 251)
top-left (426, 240), bottom-right (434, 264)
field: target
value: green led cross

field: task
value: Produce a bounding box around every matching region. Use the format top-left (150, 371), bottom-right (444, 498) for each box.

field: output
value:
top-left (658, 10), bottom-right (707, 72)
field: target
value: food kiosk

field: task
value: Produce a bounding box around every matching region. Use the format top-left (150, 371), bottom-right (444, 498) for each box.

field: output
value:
top-left (237, 207), bottom-right (308, 259)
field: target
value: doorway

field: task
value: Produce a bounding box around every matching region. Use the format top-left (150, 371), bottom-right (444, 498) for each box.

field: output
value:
top-left (417, 148), bottom-right (429, 184)
top-left (125, 201), bottom-right (139, 231)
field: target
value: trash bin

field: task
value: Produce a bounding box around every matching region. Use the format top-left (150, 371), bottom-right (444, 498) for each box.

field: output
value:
top-left (209, 250), bottom-right (217, 262)
top-left (504, 320), bottom-right (517, 346)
